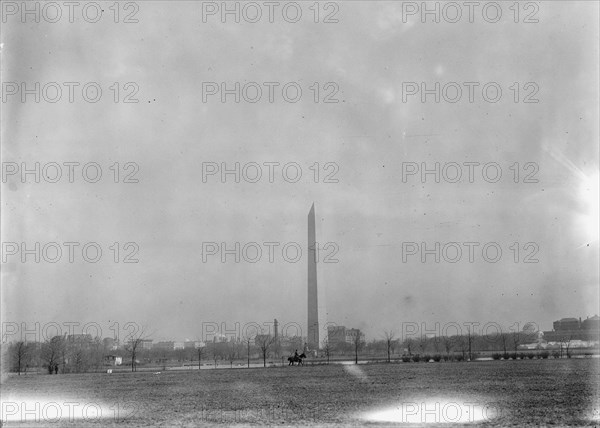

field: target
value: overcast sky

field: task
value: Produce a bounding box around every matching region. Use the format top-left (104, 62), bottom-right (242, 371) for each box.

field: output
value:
top-left (2, 1), bottom-right (598, 342)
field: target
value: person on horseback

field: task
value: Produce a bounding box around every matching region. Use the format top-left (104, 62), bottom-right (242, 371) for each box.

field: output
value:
top-left (288, 350), bottom-right (305, 366)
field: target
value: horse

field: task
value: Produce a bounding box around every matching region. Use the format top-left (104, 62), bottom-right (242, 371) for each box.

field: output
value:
top-left (287, 353), bottom-right (306, 366)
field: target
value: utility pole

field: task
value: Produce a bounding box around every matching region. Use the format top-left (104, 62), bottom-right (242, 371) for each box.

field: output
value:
top-left (468, 330), bottom-right (472, 361)
top-left (247, 338), bottom-right (250, 368)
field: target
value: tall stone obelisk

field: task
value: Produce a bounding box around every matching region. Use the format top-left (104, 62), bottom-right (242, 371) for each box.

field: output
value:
top-left (307, 203), bottom-right (319, 350)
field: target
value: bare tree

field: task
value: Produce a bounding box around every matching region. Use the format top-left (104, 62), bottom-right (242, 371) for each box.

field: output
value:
top-left (500, 331), bottom-right (509, 359)
top-left (11, 341), bottom-right (31, 375)
top-left (182, 347), bottom-right (194, 368)
top-left (271, 338), bottom-right (281, 359)
top-left (415, 335), bottom-right (427, 355)
top-left (210, 343), bottom-right (220, 368)
top-left (72, 349), bottom-right (85, 373)
top-left (458, 335), bottom-right (468, 360)
top-left (41, 335), bottom-right (65, 374)
top-left (352, 330), bottom-right (364, 364)
top-left (321, 338), bottom-right (331, 364)
top-left (467, 330), bottom-right (474, 361)
top-left (63, 334), bottom-right (96, 373)
top-left (197, 345), bottom-right (205, 369)
top-left (89, 337), bottom-right (105, 372)
top-left (124, 327), bottom-right (149, 372)
top-left (156, 349), bottom-right (169, 371)
top-left (442, 336), bottom-right (453, 357)
top-left (512, 331), bottom-right (521, 353)
top-left (565, 336), bottom-right (573, 358)
top-left (383, 330), bottom-right (395, 363)
top-left (227, 341), bottom-right (238, 368)
top-left (246, 337), bottom-right (252, 368)
top-left (256, 336), bottom-right (275, 368)
top-left (560, 333), bottom-right (574, 358)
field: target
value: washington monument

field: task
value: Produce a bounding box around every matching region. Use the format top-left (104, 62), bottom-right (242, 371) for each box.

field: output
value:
top-left (307, 203), bottom-right (319, 350)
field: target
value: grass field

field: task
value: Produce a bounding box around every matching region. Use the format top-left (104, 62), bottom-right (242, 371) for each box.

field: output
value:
top-left (2, 359), bottom-right (599, 426)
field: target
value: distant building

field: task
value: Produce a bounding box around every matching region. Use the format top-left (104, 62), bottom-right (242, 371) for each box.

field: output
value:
top-left (104, 355), bottom-right (123, 366)
top-left (326, 326), bottom-right (365, 346)
top-left (124, 338), bottom-right (153, 350)
top-left (184, 340), bottom-right (204, 349)
top-left (345, 328), bottom-right (365, 344)
top-left (327, 326), bottom-right (346, 347)
top-left (153, 341), bottom-right (175, 350)
top-left (553, 317), bottom-right (581, 331)
top-left (65, 334), bottom-right (94, 351)
top-left (140, 339), bottom-right (153, 350)
top-left (103, 337), bottom-right (119, 350)
top-left (582, 315), bottom-right (600, 331)
top-left (212, 334), bottom-right (229, 343)
top-left (174, 342), bottom-right (184, 350)
top-left (544, 315), bottom-right (600, 342)
top-left (66, 334), bottom-right (93, 344)
top-left (517, 342), bottom-right (541, 350)
top-left (279, 335), bottom-right (303, 351)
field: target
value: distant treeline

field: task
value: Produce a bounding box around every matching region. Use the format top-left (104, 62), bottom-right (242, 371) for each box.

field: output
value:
top-left (3, 330), bottom-right (597, 375)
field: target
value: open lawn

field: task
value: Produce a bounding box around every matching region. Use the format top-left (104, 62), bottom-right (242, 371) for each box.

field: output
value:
top-left (2, 359), bottom-right (599, 426)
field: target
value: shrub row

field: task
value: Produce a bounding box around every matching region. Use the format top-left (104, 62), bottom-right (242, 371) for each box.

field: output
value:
top-left (398, 350), bottom-right (568, 363)
top-left (489, 351), bottom-right (561, 360)
top-left (400, 354), bottom-right (466, 362)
